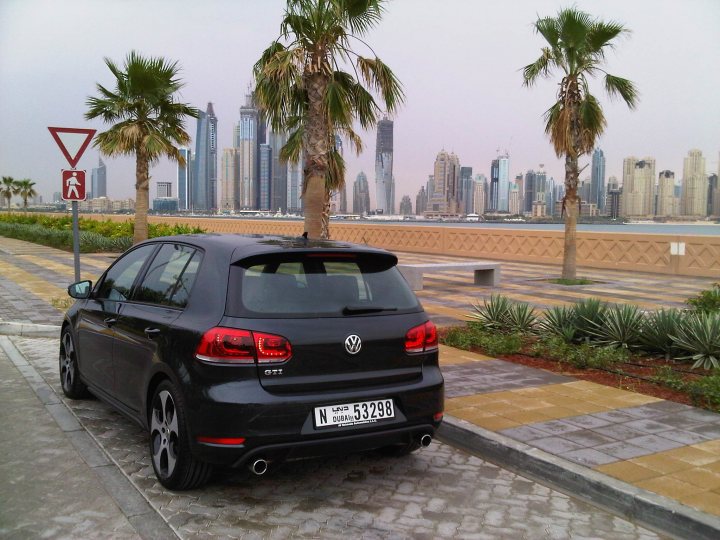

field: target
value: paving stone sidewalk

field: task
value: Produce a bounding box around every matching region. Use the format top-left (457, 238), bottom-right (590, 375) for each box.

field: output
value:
top-left (0, 340), bottom-right (140, 539)
top-left (2, 236), bottom-right (720, 537)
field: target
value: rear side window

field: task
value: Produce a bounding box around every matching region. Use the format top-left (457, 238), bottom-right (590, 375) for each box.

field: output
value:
top-left (95, 244), bottom-right (156, 301)
top-left (133, 244), bottom-right (202, 308)
top-left (230, 254), bottom-right (420, 317)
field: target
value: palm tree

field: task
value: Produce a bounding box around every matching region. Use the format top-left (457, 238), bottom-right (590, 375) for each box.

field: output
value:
top-left (253, 0), bottom-right (403, 239)
top-left (86, 51), bottom-right (197, 243)
top-left (1, 176), bottom-right (19, 210)
top-left (16, 179), bottom-right (38, 209)
top-left (522, 7), bottom-right (638, 279)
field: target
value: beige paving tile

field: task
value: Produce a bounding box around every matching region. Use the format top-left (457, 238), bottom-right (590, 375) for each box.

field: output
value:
top-left (629, 454), bottom-right (694, 475)
top-left (660, 447), bottom-right (719, 467)
top-left (595, 461), bottom-right (661, 483)
top-left (679, 491), bottom-right (720, 517)
top-left (635, 476), bottom-right (701, 500)
top-left (668, 468), bottom-right (720, 490)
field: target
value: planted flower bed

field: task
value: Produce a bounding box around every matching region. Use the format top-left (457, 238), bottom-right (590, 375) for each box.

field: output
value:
top-left (0, 213), bottom-right (204, 252)
top-left (440, 286), bottom-right (720, 411)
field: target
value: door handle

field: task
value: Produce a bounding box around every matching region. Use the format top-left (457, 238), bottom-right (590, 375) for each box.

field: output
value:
top-left (104, 317), bottom-right (117, 326)
top-left (144, 327), bottom-right (161, 338)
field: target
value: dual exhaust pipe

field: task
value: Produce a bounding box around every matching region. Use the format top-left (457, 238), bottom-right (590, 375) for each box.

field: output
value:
top-left (248, 434), bottom-right (433, 476)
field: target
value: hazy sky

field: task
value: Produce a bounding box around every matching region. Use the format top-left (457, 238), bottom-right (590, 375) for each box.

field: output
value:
top-left (1, 0), bottom-right (718, 205)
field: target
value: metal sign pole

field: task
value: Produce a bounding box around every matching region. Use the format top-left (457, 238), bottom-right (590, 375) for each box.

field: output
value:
top-left (72, 200), bottom-right (80, 282)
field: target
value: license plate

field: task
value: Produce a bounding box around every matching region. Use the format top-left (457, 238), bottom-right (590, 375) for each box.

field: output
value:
top-left (314, 399), bottom-right (395, 429)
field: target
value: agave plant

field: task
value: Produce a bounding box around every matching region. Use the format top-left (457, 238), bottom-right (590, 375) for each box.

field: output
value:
top-left (588, 304), bottom-right (644, 349)
top-left (506, 302), bottom-right (538, 333)
top-left (640, 308), bottom-right (683, 359)
top-left (573, 298), bottom-right (607, 342)
top-left (538, 305), bottom-right (577, 342)
top-left (672, 312), bottom-right (720, 370)
top-left (469, 294), bottom-right (512, 331)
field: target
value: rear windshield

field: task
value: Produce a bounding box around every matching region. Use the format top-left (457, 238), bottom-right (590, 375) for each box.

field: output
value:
top-left (227, 253), bottom-right (421, 317)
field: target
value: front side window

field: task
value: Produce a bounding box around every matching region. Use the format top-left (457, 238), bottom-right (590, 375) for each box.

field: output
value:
top-left (231, 253), bottom-right (420, 317)
top-left (95, 245), bottom-right (156, 301)
top-left (134, 244), bottom-right (201, 308)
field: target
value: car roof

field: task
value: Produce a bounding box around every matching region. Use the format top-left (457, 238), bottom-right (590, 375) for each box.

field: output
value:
top-left (140, 233), bottom-right (397, 263)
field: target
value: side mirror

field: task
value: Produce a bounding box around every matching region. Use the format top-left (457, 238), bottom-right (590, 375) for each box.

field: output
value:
top-left (68, 280), bottom-right (92, 299)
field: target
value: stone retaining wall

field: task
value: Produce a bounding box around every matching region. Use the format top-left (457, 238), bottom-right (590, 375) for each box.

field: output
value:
top-left (89, 215), bottom-right (720, 278)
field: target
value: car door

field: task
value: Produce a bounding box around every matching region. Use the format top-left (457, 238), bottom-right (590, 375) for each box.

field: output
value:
top-left (75, 244), bottom-right (157, 395)
top-left (112, 244), bottom-right (202, 411)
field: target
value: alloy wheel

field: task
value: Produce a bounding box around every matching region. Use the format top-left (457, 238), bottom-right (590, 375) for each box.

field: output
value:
top-left (151, 389), bottom-right (179, 479)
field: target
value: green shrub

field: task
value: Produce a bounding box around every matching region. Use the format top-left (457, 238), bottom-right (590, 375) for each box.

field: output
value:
top-left (687, 372), bottom-right (720, 412)
top-left (573, 298), bottom-right (607, 343)
top-left (538, 306), bottom-right (577, 343)
top-left (469, 294), bottom-right (512, 331)
top-left (529, 336), bottom-right (574, 360)
top-left (672, 312), bottom-right (720, 370)
top-left (441, 323), bottom-right (523, 356)
top-left (640, 309), bottom-right (683, 359)
top-left (687, 283), bottom-right (720, 314)
top-left (589, 304), bottom-right (644, 349)
top-left (506, 301), bottom-right (538, 333)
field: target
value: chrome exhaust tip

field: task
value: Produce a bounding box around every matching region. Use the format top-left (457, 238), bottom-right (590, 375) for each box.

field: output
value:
top-left (250, 459), bottom-right (268, 476)
top-left (420, 434), bottom-right (432, 448)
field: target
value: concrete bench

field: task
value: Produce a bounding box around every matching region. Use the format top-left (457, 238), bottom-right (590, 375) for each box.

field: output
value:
top-left (397, 261), bottom-right (501, 291)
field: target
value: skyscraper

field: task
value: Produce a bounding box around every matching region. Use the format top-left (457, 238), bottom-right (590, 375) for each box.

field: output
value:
top-left (590, 148), bottom-right (606, 211)
top-left (426, 150), bottom-right (460, 216)
top-left (415, 185), bottom-right (428, 215)
top-left (473, 174), bottom-right (487, 214)
top-left (523, 170), bottom-right (535, 213)
top-left (192, 102), bottom-right (218, 212)
top-left (399, 195), bottom-right (412, 215)
top-left (709, 173), bottom-right (719, 217)
top-left (220, 148), bottom-right (241, 211)
top-left (497, 153), bottom-right (510, 212)
top-left (656, 170), bottom-right (677, 217)
top-left (460, 166), bottom-right (474, 214)
top-left (681, 149), bottom-right (707, 216)
top-left (90, 157), bottom-right (106, 199)
top-left (622, 156), bottom-right (655, 216)
top-left (287, 150), bottom-right (303, 214)
top-left (236, 93), bottom-right (258, 209)
top-left (268, 131), bottom-right (288, 212)
top-left (258, 143), bottom-right (271, 210)
top-left (352, 171), bottom-right (371, 215)
top-left (374, 118), bottom-right (394, 213)
top-left (177, 148), bottom-right (191, 210)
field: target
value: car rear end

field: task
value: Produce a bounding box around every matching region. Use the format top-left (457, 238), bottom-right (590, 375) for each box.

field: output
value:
top-left (182, 243), bottom-right (444, 468)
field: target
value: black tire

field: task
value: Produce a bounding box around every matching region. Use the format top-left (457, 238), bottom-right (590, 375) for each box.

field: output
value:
top-left (149, 380), bottom-right (212, 490)
top-left (59, 329), bottom-right (89, 399)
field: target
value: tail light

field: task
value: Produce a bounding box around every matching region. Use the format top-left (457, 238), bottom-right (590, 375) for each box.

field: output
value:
top-left (405, 321), bottom-right (439, 353)
top-left (196, 327), bottom-right (291, 364)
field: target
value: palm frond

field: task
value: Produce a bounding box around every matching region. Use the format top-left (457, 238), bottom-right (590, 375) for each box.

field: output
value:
top-left (605, 74), bottom-right (639, 109)
top-left (356, 56), bottom-right (404, 113)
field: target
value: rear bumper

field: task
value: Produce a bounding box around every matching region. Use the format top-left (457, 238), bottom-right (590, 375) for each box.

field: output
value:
top-left (183, 368), bottom-right (444, 467)
top-left (229, 423), bottom-right (438, 468)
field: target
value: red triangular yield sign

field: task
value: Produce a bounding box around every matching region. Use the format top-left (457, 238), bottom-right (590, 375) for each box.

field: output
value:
top-left (48, 127), bottom-right (97, 168)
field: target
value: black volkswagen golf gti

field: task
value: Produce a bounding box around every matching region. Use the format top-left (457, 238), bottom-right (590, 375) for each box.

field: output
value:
top-left (60, 234), bottom-right (444, 489)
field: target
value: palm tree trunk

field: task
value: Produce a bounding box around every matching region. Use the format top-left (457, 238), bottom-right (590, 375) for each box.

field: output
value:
top-left (321, 189), bottom-right (331, 240)
top-left (562, 153), bottom-right (579, 280)
top-left (302, 71), bottom-right (330, 239)
top-left (134, 148), bottom-right (150, 244)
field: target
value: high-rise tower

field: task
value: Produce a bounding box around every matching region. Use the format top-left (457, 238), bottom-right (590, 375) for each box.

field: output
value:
top-left (681, 149), bottom-right (707, 216)
top-left (426, 150), bottom-right (460, 216)
top-left (90, 157), bottom-right (107, 199)
top-left (192, 102), bottom-right (217, 212)
top-left (374, 118), bottom-right (394, 213)
top-left (590, 149), bottom-right (606, 211)
top-left (236, 93), bottom-right (258, 209)
top-left (269, 131), bottom-right (288, 213)
top-left (353, 171), bottom-right (371, 215)
top-left (177, 148), bottom-right (191, 210)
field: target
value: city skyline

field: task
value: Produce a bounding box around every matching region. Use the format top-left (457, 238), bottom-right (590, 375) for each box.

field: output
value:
top-left (1, 0), bottom-right (718, 206)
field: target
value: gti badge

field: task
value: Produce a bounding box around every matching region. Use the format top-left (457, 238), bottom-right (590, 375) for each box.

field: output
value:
top-left (264, 368), bottom-right (283, 376)
top-left (345, 334), bottom-right (362, 355)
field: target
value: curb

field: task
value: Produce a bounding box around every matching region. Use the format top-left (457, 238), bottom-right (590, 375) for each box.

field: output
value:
top-left (0, 322), bottom-right (61, 338)
top-left (438, 415), bottom-right (720, 540)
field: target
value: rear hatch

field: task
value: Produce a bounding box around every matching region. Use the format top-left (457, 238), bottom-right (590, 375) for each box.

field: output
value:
top-left (222, 250), bottom-right (432, 394)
